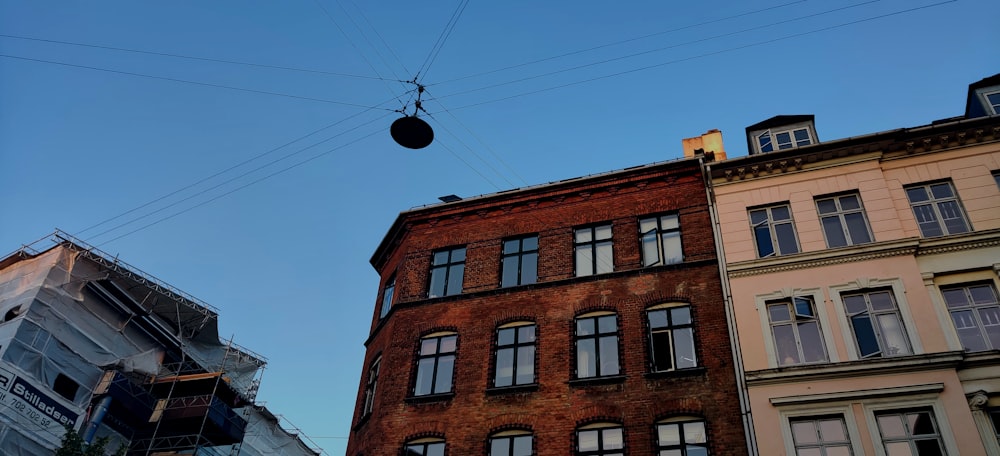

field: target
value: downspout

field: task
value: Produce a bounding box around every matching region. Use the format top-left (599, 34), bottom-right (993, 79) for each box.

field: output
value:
top-left (702, 159), bottom-right (758, 456)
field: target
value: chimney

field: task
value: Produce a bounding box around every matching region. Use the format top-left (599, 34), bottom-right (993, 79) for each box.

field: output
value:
top-left (682, 129), bottom-right (726, 162)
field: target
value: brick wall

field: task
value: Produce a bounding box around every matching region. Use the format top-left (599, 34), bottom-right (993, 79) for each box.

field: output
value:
top-left (348, 160), bottom-right (749, 455)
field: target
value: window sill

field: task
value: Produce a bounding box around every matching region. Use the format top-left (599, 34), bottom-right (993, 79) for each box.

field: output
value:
top-left (405, 392), bottom-right (455, 405)
top-left (644, 367), bottom-right (706, 380)
top-left (485, 384), bottom-right (539, 396)
top-left (351, 413), bottom-right (371, 432)
top-left (568, 375), bottom-right (626, 387)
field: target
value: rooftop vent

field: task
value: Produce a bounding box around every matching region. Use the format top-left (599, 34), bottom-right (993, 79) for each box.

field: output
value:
top-left (438, 195), bottom-right (462, 203)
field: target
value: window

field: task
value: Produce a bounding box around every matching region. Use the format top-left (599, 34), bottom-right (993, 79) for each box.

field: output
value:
top-left (767, 297), bottom-right (828, 366)
top-left (361, 357), bottom-right (380, 417)
top-left (875, 409), bottom-right (945, 455)
top-left (757, 127), bottom-right (812, 153)
top-left (905, 181), bottom-right (970, 237)
top-left (575, 224), bottom-right (613, 276)
top-left (502, 236), bottom-right (538, 287)
top-left (790, 416), bottom-right (853, 456)
top-left (404, 438), bottom-right (446, 456)
top-left (494, 323), bottom-right (536, 387)
top-left (429, 247), bottom-right (465, 297)
top-left (749, 204), bottom-right (799, 257)
top-left (575, 312), bottom-right (620, 378)
top-left (647, 304), bottom-right (697, 372)
top-left (816, 193), bottom-right (873, 248)
top-left (379, 275), bottom-right (395, 319)
top-left (986, 90), bottom-right (1000, 115)
top-left (639, 214), bottom-right (683, 267)
top-left (941, 283), bottom-right (1000, 352)
top-left (414, 333), bottom-right (457, 396)
top-left (489, 430), bottom-right (532, 456)
top-left (842, 289), bottom-right (911, 358)
top-left (576, 423), bottom-right (624, 456)
top-left (656, 418), bottom-right (708, 455)
top-left (53, 373), bottom-right (79, 402)
top-left (993, 171), bottom-right (1000, 190)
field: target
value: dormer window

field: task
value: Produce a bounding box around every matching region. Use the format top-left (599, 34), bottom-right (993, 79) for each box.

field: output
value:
top-left (964, 73), bottom-right (1000, 118)
top-left (984, 89), bottom-right (1000, 115)
top-left (745, 115), bottom-right (817, 155)
top-left (756, 127), bottom-right (812, 153)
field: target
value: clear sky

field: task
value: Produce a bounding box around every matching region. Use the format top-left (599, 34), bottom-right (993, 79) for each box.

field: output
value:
top-left (1, 1), bottom-right (997, 454)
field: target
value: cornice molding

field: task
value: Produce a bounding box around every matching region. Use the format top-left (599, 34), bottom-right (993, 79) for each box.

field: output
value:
top-left (769, 383), bottom-right (945, 406)
top-left (727, 239), bottom-right (919, 278)
top-left (915, 228), bottom-right (1000, 256)
top-left (746, 351), bottom-right (964, 387)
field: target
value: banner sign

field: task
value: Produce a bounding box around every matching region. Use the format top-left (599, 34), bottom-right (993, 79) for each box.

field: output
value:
top-left (0, 365), bottom-right (81, 429)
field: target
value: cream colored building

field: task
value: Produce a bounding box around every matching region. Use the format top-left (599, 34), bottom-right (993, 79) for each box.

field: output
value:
top-left (703, 74), bottom-right (1000, 455)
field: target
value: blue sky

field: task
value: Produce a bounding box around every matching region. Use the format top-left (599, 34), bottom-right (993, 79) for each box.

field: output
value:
top-left (1, 1), bottom-right (997, 454)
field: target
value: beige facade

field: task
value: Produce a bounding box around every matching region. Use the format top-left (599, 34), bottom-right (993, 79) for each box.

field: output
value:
top-left (708, 106), bottom-right (1000, 454)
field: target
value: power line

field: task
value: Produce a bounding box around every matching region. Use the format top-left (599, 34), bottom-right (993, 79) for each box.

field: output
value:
top-left (94, 120), bottom-right (388, 246)
top-left (0, 53), bottom-right (396, 110)
top-left (429, 0), bottom-right (882, 102)
top-left (76, 95), bottom-right (405, 237)
top-left (415, 0), bottom-right (471, 81)
top-left (429, 0), bottom-right (809, 87)
top-left (432, 0), bottom-right (955, 112)
top-left (424, 112), bottom-right (521, 189)
top-left (0, 33), bottom-right (400, 82)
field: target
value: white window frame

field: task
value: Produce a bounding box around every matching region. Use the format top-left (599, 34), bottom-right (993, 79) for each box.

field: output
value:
top-left (927, 271), bottom-right (1000, 352)
top-left (749, 203), bottom-right (801, 258)
top-left (976, 87), bottom-right (1000, 115)
top-left (756, 287), bottom-right (838, 368)
top-left (904, 181), bottom-right (971, 238)
top-left (828, 278), bottom-right (923, 361)
top-left (779, 405), bottom-right (864, 456)
top-left (751, 121), bottom-right (816, 154)
top-left (862, 398), bottom-right (959, 456)
top-left (815, 192), bottom-right (874, 248)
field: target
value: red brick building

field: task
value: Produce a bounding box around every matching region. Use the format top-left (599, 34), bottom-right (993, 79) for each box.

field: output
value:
top-left (347, 157), bottom-right (750, 455)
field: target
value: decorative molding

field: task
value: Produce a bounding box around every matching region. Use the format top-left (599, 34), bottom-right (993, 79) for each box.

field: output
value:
top-left (727, 239), bottom-right (919, 278)
top-left (770, 383), bottom-right (944, 406)
top-left (968, 390), bottom-right (989, 411)
top-left (915, 229), bottom-right (1000, 256)
top-left (746, 351), bottom-right (964, 387)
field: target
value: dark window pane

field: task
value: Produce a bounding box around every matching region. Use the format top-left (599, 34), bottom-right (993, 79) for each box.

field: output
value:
top-left (843, 295), bottom-right (868, 314)
top-left (521, 252), bottom-right (537, 284)
top-left (451, 248), bottom-right (465, 262)
top-left (941, 288), bottom-right (968, 307)
top-left (869, 292), bottom-right (894, 311)
top-left (929, 183), bottom-right (953, 198)
top-left (429, 268), bottom-right (446, 297)
top-left (415, 358), bottom-right (435, 395)
top-left (771, 206), bottom-right (791, 220)
top-left (577, 318), bottom-right (595, 336)
top-left (503, 239), bottom-right (520, 254)
top-left (426, 443), bottom-right (445, 456)
top-left (649, 309), bottom-right (668, 328)
top-left (435, 355), bottom-right (454, 393)
top-left (501, 258), bottom-right (519, 288)
top-left (750, 210), bottom-right (768, 224)
top-left (433, 251), bottom-right (450, 265)
top-left (970, 285), bottom-right (998, 305)
top-left (671, 306), bottom-right (691, 325)
top-left (794, 298), bottom-right (814, 318)
top-left (844, 212), bottom-right (872, 244)
top-left (513, 435), bottom-right (532, 456)
top-left (817, 199), bottom-right (838, 214)
top-left (798, 321), bottom-right (827, 363)
top-left (755, 225), bottom-right (775, 257)
top-left (598, 315), bottom-right (618, 333)
top-left (794, 128), bottom-right (811, 144)
top-left (906, 187), bottom-right (929, 202)
top-left (840, 195), bottom-right (861, 210)
top-left (852, 314), bottom-right (880, 357)
top-left (822, 216), bottom-right (848, 247)
top-left (775, 223), bottom-right (799, 254)
top-left (445, 264), bottom-right (464, 295)
top-left (518, 325), bottom-right (536, 342)
top-left (498, 328), bottom-right (516, 346)
top-left (769, 303), bottom-right (792, 322)
top-left (913, 440), bottom-right (944, 456)
top-left (491, 438), bottom-right (509, 456)
top-left (651, 331), bottom-right (672, 371)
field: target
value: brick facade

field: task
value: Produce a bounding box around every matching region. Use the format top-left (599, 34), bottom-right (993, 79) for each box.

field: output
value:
top-left (347, 159), bottom-right (749, 455)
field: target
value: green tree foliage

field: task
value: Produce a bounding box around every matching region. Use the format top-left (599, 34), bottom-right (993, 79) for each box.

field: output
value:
top-left (55, 426), bottom-right (126, 456)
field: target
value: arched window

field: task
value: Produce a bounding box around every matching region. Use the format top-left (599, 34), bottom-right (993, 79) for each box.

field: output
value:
top-left (655, 417), bottom-right (708, 455)
top-left (414, 332), bottom-right (458, 396)
top-left (646, 303), bottom-right (698, 372)
top-left (493, 322), bottom-right (536, 387)
top-left (403, 437), bottom-right (446, 456)
top-left (575, 311), bottom-right (620, 379)
top-left (576, 422), bottom-right (624, 456)
top-left (489, 429), bottom-right (532, 456)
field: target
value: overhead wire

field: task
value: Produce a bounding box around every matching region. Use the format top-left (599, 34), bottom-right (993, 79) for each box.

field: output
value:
top-left (423, 111), bottom-right (521, 189)
top-left (428, 0), bottom-right (883, 102)
top-left (76, 93), bottom-right (408, 237)
top-left (414, 0), bottom-right (471, 81)
top-left (94, 115), bottom-right (390, 246)
top-left (0, 33), bottom-right (398, 82)
top-left (429, 0), bottom-right (809, 86)
top-left (431, 0), bottom-right (956, 112)
top-left (0, 53), bottom-right (395, 110)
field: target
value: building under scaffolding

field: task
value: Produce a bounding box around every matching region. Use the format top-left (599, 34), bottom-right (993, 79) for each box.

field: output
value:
top-left (0, 232), bottom-right (320, 456)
